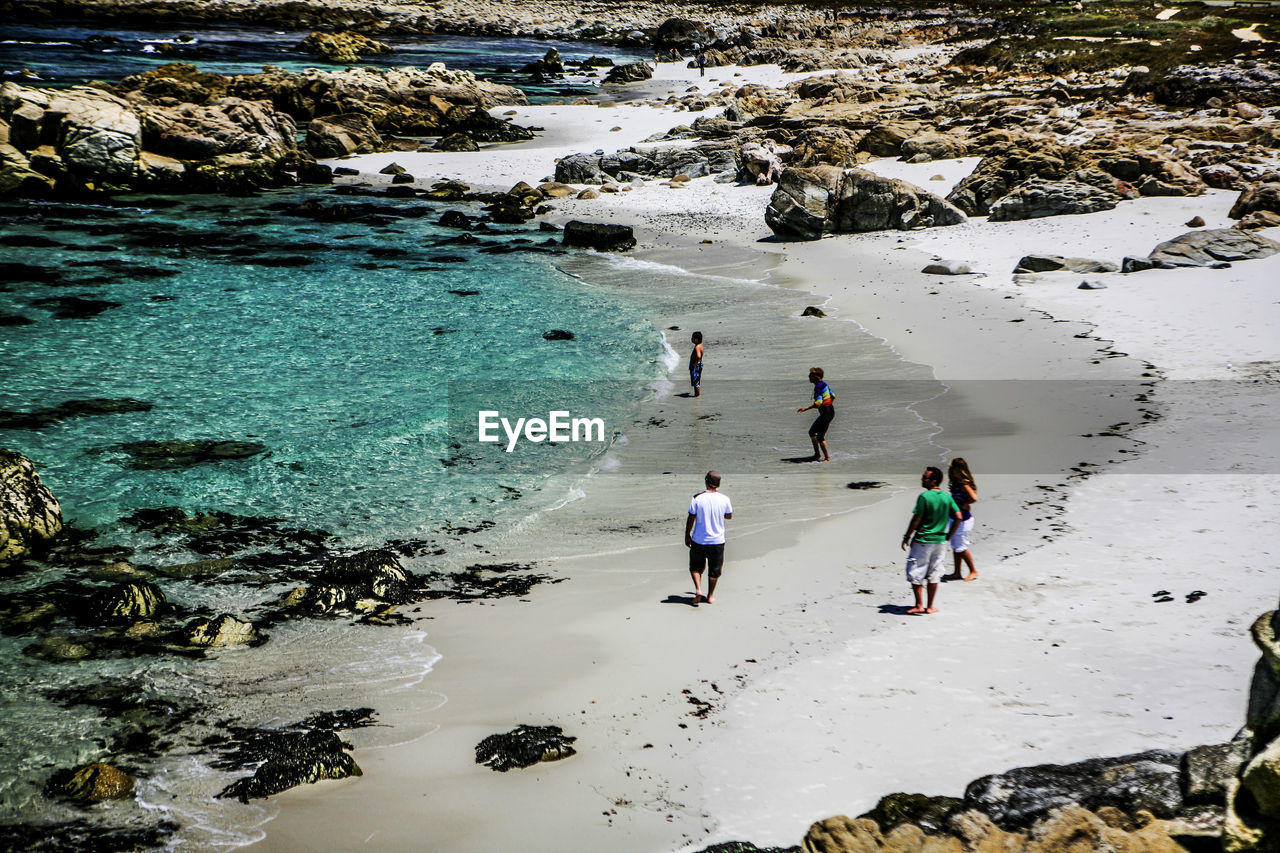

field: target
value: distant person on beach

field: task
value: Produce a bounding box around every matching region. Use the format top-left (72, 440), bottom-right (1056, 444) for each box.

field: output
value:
top-left (685, 470), bottom-right (733, 605)
top-left (796, 367), bottom-right (834, 462)
top-left (944, 457), bottom-right (979, 581)
top-left (697, 52), bottom-right (706, 76)
top-left (900, 466), bottom-right (962, 614)
top-left (689, 331), bottom-right (704, 397)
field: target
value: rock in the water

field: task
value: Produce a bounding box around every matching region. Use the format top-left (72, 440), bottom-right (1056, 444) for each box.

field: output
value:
top-left (217, 729), bottom-right (362, 802)
top-left (562, 220), bottom-right (636, 252)
top-left (0, 449), bottom-right (63, 562)
top-left (922, 260), bottom-right (973, 275)
top-left (801, 306), bottom-right (826, 318)
top-left (603, 62), bottom-right (654, 85)
top-left (90, 580), bottom-right (166, 623)
top-left (318, 549), bottom-right (413, 603)
top-left (1147, 228), bottom-right (1280, 267)
top-left (988, 178), bottom-right (1118, 221)
top-left (858, 792), bottom-right (964, 835)
top-left (475, 724), bottom-right (577, 772)
top-left (182, 613), bottom-right (259, 647)
top-left (1013, 255), bottom-right (1118, 274)
top-left (543, 329), bottom-right (575, 340)
top-left (297, 31), bottom-right (392, 64)
top-left (55, 762), bottom-right (135, 803)
top-left (114, 439), bottom-right (267, 469)
top-left (963, 749), bottom-right (1183, 829)
top-left (829, 168), bottom-right (967, 233)
top-left (1229, 183), bottom-right (1280, 220)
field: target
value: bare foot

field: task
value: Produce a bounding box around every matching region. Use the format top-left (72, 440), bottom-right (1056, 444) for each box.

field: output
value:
top-left (906, 606), bottom-right (925, 614)
top-left (963, 573), bottom-right (978, 582)
top-left (706, 596), bottom-right (715, 604)
top-left (925, 607), bottom-right (938, 614)
top-left (693, 594), bottom-right (702, 606)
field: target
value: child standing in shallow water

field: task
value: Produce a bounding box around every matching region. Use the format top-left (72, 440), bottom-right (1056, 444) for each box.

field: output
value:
top-left (689, 331), bottom-right (704, 398)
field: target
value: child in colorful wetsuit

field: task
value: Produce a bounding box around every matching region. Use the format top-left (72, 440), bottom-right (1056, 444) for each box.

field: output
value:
top-left (797, 367), bottom-right (834, 462)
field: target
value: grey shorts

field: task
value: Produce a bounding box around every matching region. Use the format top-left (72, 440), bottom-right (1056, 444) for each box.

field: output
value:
top-left (905, 540), bottom-right (948, 585)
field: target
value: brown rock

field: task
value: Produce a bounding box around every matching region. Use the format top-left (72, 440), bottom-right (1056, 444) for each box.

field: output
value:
top-left (62, 763), bottom-right (135, 802)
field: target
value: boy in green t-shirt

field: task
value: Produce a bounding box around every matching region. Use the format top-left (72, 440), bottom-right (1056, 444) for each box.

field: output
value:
top-left (899, 466), bottom-right (963, 614)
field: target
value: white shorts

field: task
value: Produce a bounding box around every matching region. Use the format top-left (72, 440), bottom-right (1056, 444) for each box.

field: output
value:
top-left (905, 541), bottom-right (948, 585)
top-left (951, 516), bottom-right (974, 552)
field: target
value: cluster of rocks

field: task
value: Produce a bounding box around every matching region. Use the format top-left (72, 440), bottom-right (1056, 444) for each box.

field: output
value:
top-left (0, 61), bottom-right (530, 196)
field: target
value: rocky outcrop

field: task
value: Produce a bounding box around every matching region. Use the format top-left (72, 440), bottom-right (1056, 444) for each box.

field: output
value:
top-left (765, 166), bottom-right (965, 239)
top-left (988, 178), bottom-right (1119, 221)
top-left (305, 112), bottom-right (383, 157)
top-left (318, 549), bottom-right (413, 603)
top-left (562, 220), bottom-right (636, 252)
top-left (0, 449), bottom-right (63, 563)
top-left (217, 729), bottom-right (362, 802)
top-left (475, 725), bottom-right (577, 772)
top-left (297, 31), bottom-right (392, 64)
top-left (1230, 184), bottom-right (1280, 221)
top-left (556, 142), bottom-right (736, 184)
top-left (1145, 229), bottom-right (1280, 267)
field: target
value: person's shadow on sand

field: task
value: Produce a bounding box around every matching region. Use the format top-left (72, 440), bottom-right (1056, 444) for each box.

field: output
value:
top-left (781, 455), bottom-right (821, 464)
top-left (663, 594), bottom-right (700, 607)
top-left (676, 392), bottom-right (695, 398)
top-left (878, 604), bottom-right (917, 616)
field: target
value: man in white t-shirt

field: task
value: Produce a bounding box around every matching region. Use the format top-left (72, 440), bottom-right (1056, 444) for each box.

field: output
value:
top-left (684, 470), bottom-right (733, 605)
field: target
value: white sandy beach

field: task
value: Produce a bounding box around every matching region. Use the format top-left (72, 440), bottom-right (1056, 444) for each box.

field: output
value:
top-left (251, 58), bottom-right (1280, 852)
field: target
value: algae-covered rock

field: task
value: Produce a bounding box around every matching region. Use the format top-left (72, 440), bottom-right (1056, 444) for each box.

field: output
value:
top-left (217, 729), bottom-right (362, 802)
top-left (0, 448), bottom-right (63, 563)
top-left (114, 439), bottom-right (267, 469)
top-left (90, 581), bottom-right (166, 623)
top-left (318, 549), bottom-right (412, 602)
top-left (181, 614), bottom-right (259, 647)
top-left (858, 792), bottom-right (964, 835)
top-left (298, 31), bottom-right (391, 64)
top-left (57, 762), bottom-right (136, 802)
top-left (475, 724), bottom-right (577, 772)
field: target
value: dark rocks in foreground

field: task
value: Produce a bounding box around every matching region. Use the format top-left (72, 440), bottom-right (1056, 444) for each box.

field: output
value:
top-left (214, 709), bottom-right (374, 802)
top-left (475, 724), bottom-right (577, 772)
top-left (45, 762), bottom-right (136, 803)
top-left (563, 220), bottom-right (636, 252)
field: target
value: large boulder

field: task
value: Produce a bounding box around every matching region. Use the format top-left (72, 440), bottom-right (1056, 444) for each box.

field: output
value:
top-left (563, 220), bottom-right (636, 252)
top-left (56, 763), bottom-right (135, 803)
top-left (555, 152), bottom-right (605, 184)
top-left (830, 169), bottom-right (967, 233)
top-left (182, 613), bottom-right (260, 647)
top-left (0, 449), bottom-right (62, 563)
top-left (603, 63), bottom-right (654, 85)
top-left (989, 178), bottom-right (1119, 221)
top-left (141, 98), bottom-right (297, 161)
top-left (765, 165), bottom-right (842, 240)
top-left (0, 84), bottom-right (142, 186)
top-left (857, 121), bottom-right (923, 157)
top-left (218, 729), bottom-right (362, 802)
top-left (89, 581), bottom-right (166, 624)
top-left (963, 749), bottom-right (1184, 830)
top-left (1229, 183), bottom-right (1280, 220)
top-left (305, 112), bottom-right (383, 158)
top-left (789, 126), bottom-right (863, 169)
top-left (318, 549), bottom-right (413, 603)
top-left (1146, 229), bottom-right (1280, 267)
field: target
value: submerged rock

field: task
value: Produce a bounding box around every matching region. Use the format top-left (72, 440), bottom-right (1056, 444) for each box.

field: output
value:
top-left (475, 724), bottom-right (577, 772)
top-left (181, 613), bottom-right (259, 647)
top-left (1, 449), bottom-right (63, 563)
top-left (113, 439), bottom-right (267, 469)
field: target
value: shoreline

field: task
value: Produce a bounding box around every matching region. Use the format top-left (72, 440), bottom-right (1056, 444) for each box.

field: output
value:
top-left (253, 57), bottom-right (1275, 850)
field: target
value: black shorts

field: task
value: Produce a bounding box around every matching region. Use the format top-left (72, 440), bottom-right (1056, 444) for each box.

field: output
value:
top-left (689, 542), bottom-right (725, 577)
top-left (809, 406), bottom-right (834, 439)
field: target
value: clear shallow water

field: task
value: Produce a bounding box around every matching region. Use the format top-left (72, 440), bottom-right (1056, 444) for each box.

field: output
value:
top-left (0, 23), bottom-right (650, 101)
